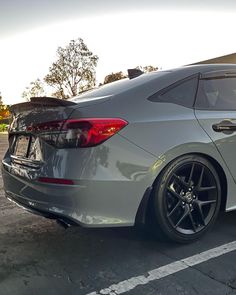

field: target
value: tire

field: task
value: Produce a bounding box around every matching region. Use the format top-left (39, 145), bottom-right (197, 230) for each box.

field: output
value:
top-left (151, 154), bottom-right (221, 243)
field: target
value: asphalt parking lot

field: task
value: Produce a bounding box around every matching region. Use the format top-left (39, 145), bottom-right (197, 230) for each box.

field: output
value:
top-left (1, 133), bottom-right (236, 295)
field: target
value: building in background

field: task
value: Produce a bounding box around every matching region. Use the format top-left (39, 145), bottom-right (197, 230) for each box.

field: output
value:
top-left (192, 53), bottom-right (236, 64)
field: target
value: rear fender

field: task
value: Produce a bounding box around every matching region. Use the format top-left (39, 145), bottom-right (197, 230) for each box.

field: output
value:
top-left (136, 141), bottom-right (235, 224)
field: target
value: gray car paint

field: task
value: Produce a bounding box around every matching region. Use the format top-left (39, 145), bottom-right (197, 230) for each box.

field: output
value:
top-left (195, 111), bottom-right (236, 181)
top-left (2, 64), bottom-right (236, 227)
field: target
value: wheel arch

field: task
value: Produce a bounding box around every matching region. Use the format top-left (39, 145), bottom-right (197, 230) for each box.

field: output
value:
top-left (135, 152), bottom-right (228, 226)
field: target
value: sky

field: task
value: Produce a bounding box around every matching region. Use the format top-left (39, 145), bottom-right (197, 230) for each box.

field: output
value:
top-left (0, 0), bottom-right (236, 104)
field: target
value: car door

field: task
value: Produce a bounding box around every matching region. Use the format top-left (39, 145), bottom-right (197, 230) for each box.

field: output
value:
top-left (194, 70), bottom-right (236, 182)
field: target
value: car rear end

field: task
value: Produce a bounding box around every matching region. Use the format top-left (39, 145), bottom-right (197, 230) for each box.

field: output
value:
top-left (1, 94), bottom-right (156, 227)
top-left (1, 98), bottom-right (78, 222)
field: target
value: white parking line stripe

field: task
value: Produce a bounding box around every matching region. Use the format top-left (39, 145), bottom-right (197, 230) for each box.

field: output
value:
top-left (87, 240), bottom-right (236, 295)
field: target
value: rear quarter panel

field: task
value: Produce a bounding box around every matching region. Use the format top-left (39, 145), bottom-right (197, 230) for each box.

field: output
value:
top-left (69, 86), bottom-right (236, 213)
top-left (118, 102), bottom-right (236, 211)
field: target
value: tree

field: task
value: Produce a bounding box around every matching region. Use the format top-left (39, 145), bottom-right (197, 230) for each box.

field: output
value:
top-left (44, 38), bottom-right (98, 99)
top-left (0, 92), bottom-right (4, 107)
top-left (22, 79), bottom-right (46, 101)
top-left (0, 93), bottom-right (10, 120)
top-left (103, 71), bottom-right (127, 85)
top-left (0, 92), bottom-right (4, 117)
top-left (0, 105), bottom-right (10, 120)
top-left (101, 65), bottom-right (158, 86)
top-left (135, 65), bottom-right (158, 73)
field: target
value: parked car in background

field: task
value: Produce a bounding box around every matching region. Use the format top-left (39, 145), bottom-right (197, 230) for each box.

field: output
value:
top-left (2, 64), bottom-right (236, 243)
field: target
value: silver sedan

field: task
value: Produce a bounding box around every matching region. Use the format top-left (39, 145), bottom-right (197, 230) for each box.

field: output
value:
top-left (2, 64), bottom-right (236, 243)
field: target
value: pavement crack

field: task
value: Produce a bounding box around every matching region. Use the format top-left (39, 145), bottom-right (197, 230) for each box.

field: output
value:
top-left (186, 265), bottom-right (236, 291)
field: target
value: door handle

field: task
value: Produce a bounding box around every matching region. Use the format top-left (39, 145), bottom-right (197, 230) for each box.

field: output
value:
top-left (212, 120), bottom-right (236, 132)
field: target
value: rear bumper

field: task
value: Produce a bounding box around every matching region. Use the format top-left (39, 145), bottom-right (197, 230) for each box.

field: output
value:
top-left (1, 162), bottom-right (147, 227)
top-left (1, 134), bottom-right (157, 227)
top-left (5, 191), bottom-right (79, 226)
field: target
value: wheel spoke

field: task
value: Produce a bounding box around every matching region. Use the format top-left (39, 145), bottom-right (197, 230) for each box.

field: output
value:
top-left (167, 200), bottom-right (182, 217)
top-left (175, 206), bottom-right (189, 228)
top-left (197, 186), bottom-right (216, 192)
top-left (167, 187), bottom-right (183, 201)
top-left (198, 199), bottom-right (216, 206)
top-left (173, 173), bottom-right (188, 188)
top-left (189, 211), bottom-right (197, 232)
top-left (188, 163), bottom-right (195, 186)
top-left (195, 202), bottom-right (206, 226)
top-left (197, 166), bottom-right (204, 188)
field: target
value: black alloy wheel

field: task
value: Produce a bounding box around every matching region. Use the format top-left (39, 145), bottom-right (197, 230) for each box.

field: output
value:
top-left (153, 155), bottom-right (221, 243)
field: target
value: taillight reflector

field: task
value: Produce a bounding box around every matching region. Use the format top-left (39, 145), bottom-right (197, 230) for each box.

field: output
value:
top-left (38, 177), bottom-right (74, 185)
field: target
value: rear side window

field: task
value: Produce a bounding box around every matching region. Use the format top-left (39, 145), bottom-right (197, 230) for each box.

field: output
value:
top-left (148, 76), bottom-right (199, 108)
top-left (195, 77), bottom-right (236, 110)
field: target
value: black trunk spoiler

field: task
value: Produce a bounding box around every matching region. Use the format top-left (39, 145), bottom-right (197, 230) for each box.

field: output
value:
top-left (10, 97), bottom-right (76, 114)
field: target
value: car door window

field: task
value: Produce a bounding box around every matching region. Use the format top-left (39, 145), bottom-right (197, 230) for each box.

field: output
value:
top-left (195, 77), bottom-right (236, 110)
top-left (148, 76), bottom-right (199, 108)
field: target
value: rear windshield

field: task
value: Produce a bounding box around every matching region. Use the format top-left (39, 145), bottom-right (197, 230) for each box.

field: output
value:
top-left (70, 71), bottom-right (170, 102)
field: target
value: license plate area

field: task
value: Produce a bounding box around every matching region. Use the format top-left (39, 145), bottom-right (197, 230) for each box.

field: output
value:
top-left (14, 136), bottom-right (31, 157)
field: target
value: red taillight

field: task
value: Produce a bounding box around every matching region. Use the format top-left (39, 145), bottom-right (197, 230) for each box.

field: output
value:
top-left (29, 118), bottom-right (128, 148)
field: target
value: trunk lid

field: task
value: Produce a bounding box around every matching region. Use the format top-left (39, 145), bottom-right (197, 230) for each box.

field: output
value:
top-left (9, 97), bottom-right (76, 133)
top-left (7, 97), bottom-right (77, 168)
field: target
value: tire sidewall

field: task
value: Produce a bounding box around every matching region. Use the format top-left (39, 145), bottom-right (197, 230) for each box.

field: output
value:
top-left (153, 154), bottom-right (221, 243)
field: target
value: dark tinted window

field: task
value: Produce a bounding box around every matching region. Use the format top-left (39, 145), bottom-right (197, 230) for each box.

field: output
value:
top-left (195, 77), bottom-right (236, 110)
top-left (148, 76), bottom-right (198, 108)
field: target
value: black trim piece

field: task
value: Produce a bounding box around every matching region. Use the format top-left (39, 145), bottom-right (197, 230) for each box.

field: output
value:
top-left (201, 76), bottom-right (236, 81)
top-left (147, 73), bottom-right (200, 109)
top-left (193, 73), bottom-right (201, 107)
top-left (10, 97), bottom-right (76, 114)
top-left (127, 68), bottom-right (144, 79)
top-left (30, 96), bottom-right (76, 106)
top-left (135, 186), bottom-right (153, 226)
top-left (201, 70), bottom-right (236, 79)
